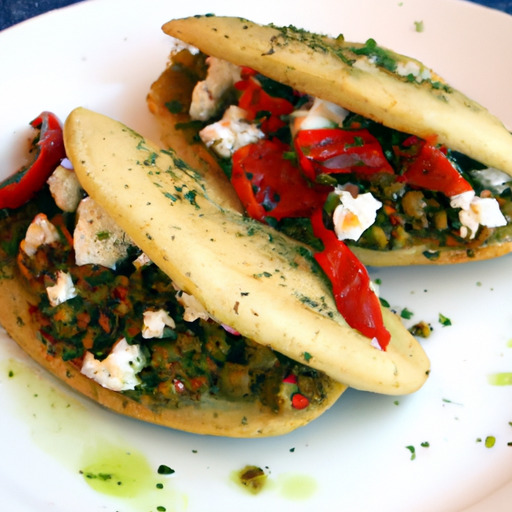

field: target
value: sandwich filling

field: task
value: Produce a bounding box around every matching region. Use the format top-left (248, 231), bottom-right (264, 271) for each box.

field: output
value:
top-left (167, 49), bottom-right (512, 263)
top-left (1, 159), bottom-right (334, 415)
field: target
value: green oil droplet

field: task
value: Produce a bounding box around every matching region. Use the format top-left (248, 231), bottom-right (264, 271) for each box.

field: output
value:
top-left (277, 473), bottom-right (318, 501)
top-left (488, 373), bottom-right (512, 386)
top-left (80, 444), bottom-right (155, 498)
top-left (2, 357), bottom-right (189, 510)
top-left (1, 358), bottom-right (88, 465)
top-left (78, 444), bottom-right (188, 511)
top-left (485, 436), bottom-right (496, 448)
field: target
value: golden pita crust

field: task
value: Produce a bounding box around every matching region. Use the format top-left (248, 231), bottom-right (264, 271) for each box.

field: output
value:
top-left (0, 253), bottom-right (344, 437)
top-left (351, 241), bottom-right (512, 266)
top-left (64, 107), bottom-right (430, 395)
top-left (162, 16), bottom-right (512, 176)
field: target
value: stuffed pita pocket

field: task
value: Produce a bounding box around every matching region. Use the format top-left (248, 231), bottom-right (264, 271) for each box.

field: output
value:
top-left (0, 112), bottom-right (344, 438)
top-left (0, 106), bottom-right (429, 437)
top-left (150, 15), bottom-right (512, 266)
top-left (63, 107), bottom-right (429, 397)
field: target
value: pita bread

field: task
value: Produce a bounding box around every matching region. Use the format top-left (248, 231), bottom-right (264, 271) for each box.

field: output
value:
top-left (162, 16), bottom-right (512, 175)
top-left (154, 16), bottom-right (512, 266)
top-left (64, 107), bottom-right (430, 395)
top-left (0, 204), bottom-right (345, 437)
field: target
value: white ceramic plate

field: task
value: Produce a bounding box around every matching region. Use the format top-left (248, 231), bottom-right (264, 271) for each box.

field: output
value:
top-left (1, 0), bottom-right (512, 510)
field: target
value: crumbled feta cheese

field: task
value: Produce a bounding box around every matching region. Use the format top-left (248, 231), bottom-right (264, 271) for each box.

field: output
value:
top-left (175, 290), bottom-right (211, 322)
top-left (470, 167), bottom-right (512, 194)
top-left (332, 187), bottom-right (382, 241)
top-left (60, 157), bottom-right (74, 170)
top-left (450, 190), bottom-right (475, 211)
top-left (133, 252), bottom-right (152, 269)
top-left (461, 198), bottom-right (506, 238)
top-left (74, 197), bottom-right (134, 269)
top-left (142, 309), bottom-right (176, 339)
top-left (370, 337), bottom-right (383, 350)
top-left (47, 164), bottom-right (83, 212)
top-left (189, 57), bottom-right (242, 121)
top-left (291, 97), bottom-right (349, 136)
top-left (450, 190), bottom-right (507, 239)
top-left (353, 57), bottom-right (375, 74)
top-left (21, 213), bottom-right (61, 257)
top-left (369, 279), bottom-right (380, 297)
top-left (395, 59), bottom-right (432, 82)
top-left (81, 338), bottom-right (146, 392)
top-left (355, 54), bottom-right (432, 84)
top-left (199, 105), bottom-right (264, 158)
top-left (46, 271), bottom-right (77, 307)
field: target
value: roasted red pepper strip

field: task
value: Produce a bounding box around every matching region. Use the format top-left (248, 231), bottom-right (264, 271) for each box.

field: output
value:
top-left (399, 137), bottom-right (472, 197)
top-left (311, 209), bottom-right (390, 350)
top-left (231, 138), bottom-right (329, 222)
top-left (0, 111), bottom-right (65, 209)
top-left (295, 128), bottom-right (394, 181)
top-left (235, 76), bottom-right (295, 134)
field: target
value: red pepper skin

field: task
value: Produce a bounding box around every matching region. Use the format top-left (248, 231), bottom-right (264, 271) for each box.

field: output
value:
top-left (231, 139), bottom-right (329, 222)
top-left (294, 128), bottom-right (394, 181)
top-left (0, 111), bottom-right (65, 209)
top-left (283, 374), bottom-right (298, 384)
top-left (235, 76), bottom-right (295, 134)
top-left (399, 138), bottom-right (472, 197)
top-left (291, 393), bottom-right (310, 410)
top-left (310, 209), bottom-right (390, 350)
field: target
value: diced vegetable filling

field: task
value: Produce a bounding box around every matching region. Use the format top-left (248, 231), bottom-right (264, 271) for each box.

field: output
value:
top-left (4, 185), bottom-right (331, 412)
top-left (178, 49), bottom-right (512, 261)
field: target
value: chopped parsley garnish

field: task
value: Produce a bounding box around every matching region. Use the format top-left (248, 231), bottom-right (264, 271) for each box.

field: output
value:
top-left (144, 152), bottom-right (158, 166)
top-left (164, 191), bottom-right (178, 202)
top-left (157, 464), bottom-right (175, 475)
top-left (302, 351), bottom-right (313, 362)
top-left (299, 295), bottom-right (320, 308)
top-left (400, 307), bottom-right (414, 320)
top-left (406, 442), bottom-right (429, 460)
top-left (442, 398), bottom-right (463, 405)
top-left (253, 271), bottom-right (273, 278)
top-left (414, 21), bottom-right (424, 33)
top-left (82, 471), bottom-right (113, 481)
top-left (95, 231), bottom-right (110, 241)
top-left (438, 313), bottom-right (452, 327)
top-left (184, 189), bottom-right (199, 208)
top-left (379, 297), bottom-right (390, 308)
top-left (350, 38), bottom-right (397, 72)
